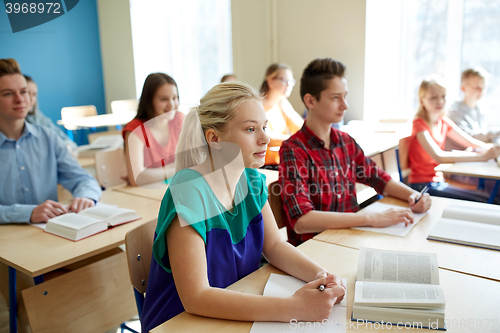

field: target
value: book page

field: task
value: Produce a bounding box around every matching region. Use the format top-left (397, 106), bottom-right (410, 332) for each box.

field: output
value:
top-left (428, 218), bottom-right (500, 250)
top-left (354, 281), bottom-right (445, 309)
top-left (249, 274), bottom-right (347, 333)
top-left (357, 247), bottom-right (439, 285)
top-left (354, 202), bottom-right (427, 237)
top-left (441, 204), bottom-right (500, 226)
top-left (47, 213), bottom-right (103, 230)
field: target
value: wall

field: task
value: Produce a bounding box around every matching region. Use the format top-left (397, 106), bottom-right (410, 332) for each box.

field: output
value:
top-left (97, 0), bottom-right (136, 114)
top-left (0, 0), bottom-right (106, 122)
top-left (231, 0), bottom-right (367, 121)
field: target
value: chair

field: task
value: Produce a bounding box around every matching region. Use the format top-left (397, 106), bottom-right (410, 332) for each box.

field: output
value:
top-left (60, 105), bottom-right (98, 131)
top-left (94, 148), bottom-right (128, 189)
top-left (111, 99), bottom-right (138, 114)
top-left (395, 136), bottom-right (411, 184)
top-left (125, 220), bottom-right (157, 324)
top-left (268, 181), bottom-right (286, 229)
top-left (22, 251), bottom-right (137, 333)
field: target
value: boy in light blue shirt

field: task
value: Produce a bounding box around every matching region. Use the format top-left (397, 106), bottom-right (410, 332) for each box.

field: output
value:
top-left (0, 58), bottom-right (101, 224)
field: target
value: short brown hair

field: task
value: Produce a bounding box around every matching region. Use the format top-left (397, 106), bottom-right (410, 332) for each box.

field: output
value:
top-left (461, 67), bottom-right (490, 83)
top-left (0, 58), bottom-right (22, 78)
top-left (135, 73), bottom-right (179, 121)
top-left (300, 58), bottom-right (346, 104)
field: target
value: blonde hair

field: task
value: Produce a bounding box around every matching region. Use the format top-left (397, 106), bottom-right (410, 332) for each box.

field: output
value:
top-left (175, 82), bottom-right (261, 171)
top-left (260, 63), bottom-right (292, 95)
top-left (461, 66), bottom-right (490, 83)
top-left (415, 75), bottom-right (447, 126)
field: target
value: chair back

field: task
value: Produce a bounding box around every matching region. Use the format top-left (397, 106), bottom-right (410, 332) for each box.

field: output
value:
top-left (61, 105), bottom-right (97, 130)
top-left (125, 220), bottom-right (156, 321)
top-left (111, 99), bottom-right (138, 114)
top-left (94, 148), bottom-right (128, 189)
top-left (268, 180), bottom-right (286, 229)
top-left (396, 136), bottom-right (411, 183)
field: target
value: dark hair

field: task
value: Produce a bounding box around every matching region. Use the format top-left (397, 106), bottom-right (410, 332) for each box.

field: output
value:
top-left (24, 75), bottom-right (37, 115)
top-left (300, 58), bottom-right (346, 104)
top-left (0, 58), bottom-right (22, 78)
top-left (260, 63), bottom-right (292, 95)
top-left (135, 73), bottom-right (179, 121)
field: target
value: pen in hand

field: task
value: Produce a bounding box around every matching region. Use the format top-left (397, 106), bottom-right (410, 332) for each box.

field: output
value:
top-left (414, 183), bottom-right (430, 204)
top-left (318, 284), bottom-right (325, 291)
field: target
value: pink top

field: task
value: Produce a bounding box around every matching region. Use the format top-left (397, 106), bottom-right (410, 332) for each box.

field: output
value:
top-left (122, 112), bottom-right (185, 168)
top-left (409, 116), bottom-right (454, 183)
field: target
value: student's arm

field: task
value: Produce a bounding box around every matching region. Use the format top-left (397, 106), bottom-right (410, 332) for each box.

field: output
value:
top-left (383, 179), bottom-right (431, 213)
top-left (167, 214), bottom-right (344, 323)
top-left (447, 121), bottom-right (490, 150)
top-left (416, 131), bottom-right (500, 163)
top-left (260, 202), bottom-right (344, 294)
top-left (54, 135), bottom-right (101, 211)
top-left (124, 131), bottom-right (176, 186)
top-left (280, 145), bottom-right (412, 233)
top-left (281, 98), bottom-right (304, 133)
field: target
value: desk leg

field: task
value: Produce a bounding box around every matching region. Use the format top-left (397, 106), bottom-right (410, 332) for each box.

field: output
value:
top-left (8, 267), bottom-right (17, 333)
top-left (487, 180), bottom-right (500, 204)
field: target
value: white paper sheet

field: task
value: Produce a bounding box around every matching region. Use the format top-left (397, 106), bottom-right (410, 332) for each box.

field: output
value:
top-left (354, 202), bottom-right (427, 237)
top-left (249, 274), bottom-right (347, 333)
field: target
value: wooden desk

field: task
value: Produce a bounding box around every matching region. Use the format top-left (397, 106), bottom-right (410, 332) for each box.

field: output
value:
top-left (314, 196), bottom-right (500, 281)
top-left (152, 241), bottom-right (500, 332)
top-left (112, 169), bottom-right (279, 202)
top-left (0, 190), bottom-right (160, 277)
top-left (0, 190), bottom-right (160, 332)
top-left (435, 161), bottom-right (500, 180)
top-left (57, 111), bottom-right (136, 129)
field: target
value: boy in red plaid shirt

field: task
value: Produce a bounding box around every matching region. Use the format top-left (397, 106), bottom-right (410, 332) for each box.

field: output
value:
top-left (278, 58), bottom-right (431, 246)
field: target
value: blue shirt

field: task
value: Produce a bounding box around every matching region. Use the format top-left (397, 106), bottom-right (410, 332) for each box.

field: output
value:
top-left (0, 121), bottom-right (102, 224)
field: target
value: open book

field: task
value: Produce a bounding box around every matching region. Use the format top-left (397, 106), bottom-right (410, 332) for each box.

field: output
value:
top-left (45, 206), bottom-right (139, 241)
top-left (354, 202), bottom-right (427, 237)
top-left (352, 247), bottom-right (446, 330)
top-left (427, 204), bottom-right (500, 251)
top-left (249, 274), bottom-right (348, 333)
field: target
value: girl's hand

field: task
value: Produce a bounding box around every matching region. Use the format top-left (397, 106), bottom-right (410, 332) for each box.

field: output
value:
top-left (290, 275), bottom-right (345, 322)
top-left (315, 271), bottom-right (345, 304)
top-left (482, 146), bottom-right (500, 161)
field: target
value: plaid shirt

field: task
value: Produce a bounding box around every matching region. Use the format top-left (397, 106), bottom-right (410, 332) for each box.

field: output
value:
top-left (278, 123), bottom-right (392, 246)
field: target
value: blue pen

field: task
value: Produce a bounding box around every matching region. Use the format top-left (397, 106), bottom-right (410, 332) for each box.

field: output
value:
top-left (414, 183), bottom-right (430, 204)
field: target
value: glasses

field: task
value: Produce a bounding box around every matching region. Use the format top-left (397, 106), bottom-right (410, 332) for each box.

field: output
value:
top-left (272, 77), bottom-right (296, 87)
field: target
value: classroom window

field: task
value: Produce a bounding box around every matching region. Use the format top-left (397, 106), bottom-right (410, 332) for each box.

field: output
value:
top-left (364, 0), bottom-right (500, 126)
top-left (129, 0), bottom-right (233, 107)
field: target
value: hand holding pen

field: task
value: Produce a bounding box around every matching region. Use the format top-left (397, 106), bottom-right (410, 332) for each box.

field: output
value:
top-left (409, 183), bottom-right (431, 213)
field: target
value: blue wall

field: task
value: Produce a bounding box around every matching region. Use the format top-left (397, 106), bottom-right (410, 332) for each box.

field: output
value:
top-left (0, 0), bottom-right (106, 124)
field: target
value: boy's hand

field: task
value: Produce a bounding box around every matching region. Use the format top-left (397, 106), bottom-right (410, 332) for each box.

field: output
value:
top-left (30, 200), bottom-right (68, 223)
top-left (69, 198), bottom-right (95, 213)
top-left (408, 192), bottom-right (431, 213)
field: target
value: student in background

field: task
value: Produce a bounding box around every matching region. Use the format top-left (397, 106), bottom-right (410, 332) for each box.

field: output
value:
top-left (0, 58), bottom-right (102, 332)
top-left (408, 75), bottom-right (500, 201)
top-left (123, 73), bottom-right (184, 186)
top-left (260, 63), bottom-right (303, 166)
top-left (141, 82), bottom-right (345, 332)
top-left (24, 75), bottom-right (78, 152)
top-left (279, 58), bottom-right (431, 246)
top-left (220, 74), bottom-right (237, 82)
top-left (447, 67), bottom-right (500, 149)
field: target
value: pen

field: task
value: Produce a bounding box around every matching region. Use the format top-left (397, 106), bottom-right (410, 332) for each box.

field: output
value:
top-left (318, 285), bottom-right (325, 291)
top-left (414, 183), bottom-right (430, 204)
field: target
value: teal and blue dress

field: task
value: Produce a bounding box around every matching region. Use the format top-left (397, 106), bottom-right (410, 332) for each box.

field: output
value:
top-left (141, 168), bottom-right (268, 332)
